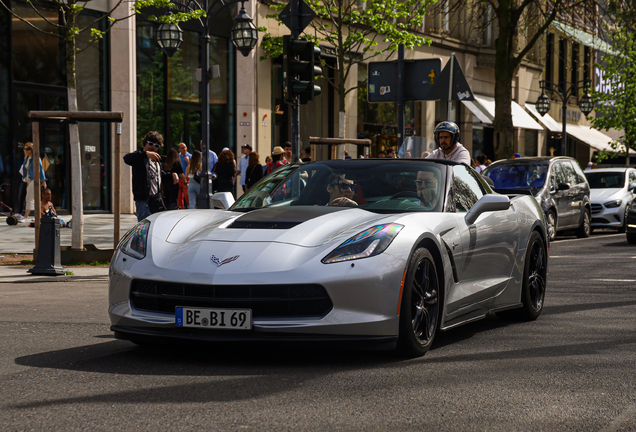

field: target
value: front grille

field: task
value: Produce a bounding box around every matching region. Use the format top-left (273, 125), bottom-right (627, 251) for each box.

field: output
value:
top-left (130, 279), bottom-right (333, 318)
top-left (592, 217), bottom-right (610, 224)
top-left (591, 203), bottom-right (603, 214)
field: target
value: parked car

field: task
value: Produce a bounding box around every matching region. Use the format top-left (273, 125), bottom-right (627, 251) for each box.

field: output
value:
top-left (109, 159), bottom-right (548, 357)
top-left (483, 156), bottom-right (591, 241)
top-left (584, 168), bottom-right (636, 233)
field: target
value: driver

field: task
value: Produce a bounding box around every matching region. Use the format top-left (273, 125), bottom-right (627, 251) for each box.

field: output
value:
top-left (415, 168), bottom-right (440, 210)
top-left (326, 173), bottom-right (358, 207)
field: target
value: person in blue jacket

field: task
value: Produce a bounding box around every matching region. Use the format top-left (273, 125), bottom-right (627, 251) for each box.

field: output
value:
top-left (16, 142), bottom-right (47, 221)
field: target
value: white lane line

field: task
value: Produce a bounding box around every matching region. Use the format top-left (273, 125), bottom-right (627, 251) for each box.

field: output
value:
top-left (591, 279), bottom-right (636, 282)
top-left (600, 403), bottom-right (636, 432)
top-left (553, 234), bottom-right (624, 243)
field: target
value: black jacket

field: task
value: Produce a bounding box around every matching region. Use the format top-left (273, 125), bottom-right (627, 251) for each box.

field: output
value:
top-left (123, 150), bottom-right (166, 201)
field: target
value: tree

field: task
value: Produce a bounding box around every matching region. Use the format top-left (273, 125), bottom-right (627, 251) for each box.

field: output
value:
top-left (261, 0), bottom-right (435, 137)
top-left (433, 0), bottom-right (599, 160)
top-left (0, 0), bottom-right (200, 250)
top-left (590, 0), bottom-right (635, 166)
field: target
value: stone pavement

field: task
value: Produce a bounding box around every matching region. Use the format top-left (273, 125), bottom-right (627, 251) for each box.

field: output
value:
top-left (0, 213), bottom-right (138, 254)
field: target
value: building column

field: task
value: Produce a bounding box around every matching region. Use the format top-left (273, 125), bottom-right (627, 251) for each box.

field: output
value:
top-left (110, 0), bottom-right (136, 214)
top-left (236, 0), bottom-right (258, 158)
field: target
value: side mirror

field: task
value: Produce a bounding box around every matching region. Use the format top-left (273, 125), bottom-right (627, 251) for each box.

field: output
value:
top-left (628, 183), bottom-right (636, 192)
top-left (211, 192), bottom-right (235, 210)
top-left (557, 182), bottom-right (570, 191)
top-left (465, 194), bottom-right (510, 225)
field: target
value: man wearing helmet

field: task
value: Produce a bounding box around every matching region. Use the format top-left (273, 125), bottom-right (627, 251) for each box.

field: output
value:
top-left (426, 121), bottom-right (471, 165)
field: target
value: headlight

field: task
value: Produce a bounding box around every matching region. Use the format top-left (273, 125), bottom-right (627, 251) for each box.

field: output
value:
top-left (604, 199), bottom-right (622, 208)
top-left (321, 224), bottom-right (404, 264)
top-left (119, 219), bottom-right (150, 260)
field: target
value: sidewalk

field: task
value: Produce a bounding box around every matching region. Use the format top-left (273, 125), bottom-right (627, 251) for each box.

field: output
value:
top-left (0, 213), bottom-right (137, 282)
top-left (0, 213), bottom-right (138, 254)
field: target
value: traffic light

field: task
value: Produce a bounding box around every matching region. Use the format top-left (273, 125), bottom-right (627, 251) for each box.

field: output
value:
top-left (283, 35), bottom-right (322, 104)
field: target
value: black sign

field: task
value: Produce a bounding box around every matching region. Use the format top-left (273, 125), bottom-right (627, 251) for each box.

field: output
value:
top-left (425, 56), bottom-right (475, 102)
top-left (279, 0), bottom-right (317, 34)
top-left (367, 58), bottom-right (442, 103)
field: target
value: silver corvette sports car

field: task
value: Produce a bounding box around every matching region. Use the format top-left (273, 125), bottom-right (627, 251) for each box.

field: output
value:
top-left (109, 159), bottom-right (548, 357)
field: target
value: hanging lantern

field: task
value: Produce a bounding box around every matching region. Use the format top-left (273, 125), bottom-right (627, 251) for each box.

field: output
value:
top-left (535, 92), bottom-right (551, 116)
top-left (156, 22), bottom-right (183, 58)
top-left (231, 6), bottom-right (258, 57)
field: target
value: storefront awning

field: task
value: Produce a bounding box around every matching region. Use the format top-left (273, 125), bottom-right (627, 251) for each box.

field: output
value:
top-left (553, 21), bottom-right (613, 55)
top-left (525, 104), bottom-right (561, 132)
top-left (462, 95), bottom-right (543, 130)
top-left (566, 124), bottom-right (636, 154)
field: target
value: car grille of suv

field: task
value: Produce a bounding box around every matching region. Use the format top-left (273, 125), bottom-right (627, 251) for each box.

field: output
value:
top-left (130, 279), bottom-right (333, 318)
top-left (591, 203), bottom-right (603, 214)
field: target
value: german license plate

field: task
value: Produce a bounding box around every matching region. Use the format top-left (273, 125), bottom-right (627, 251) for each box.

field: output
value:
top-left (176, 307), bottom-right (252, 330)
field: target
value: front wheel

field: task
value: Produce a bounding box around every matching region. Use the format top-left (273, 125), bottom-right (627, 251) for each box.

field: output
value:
top-left (546, 210), bottom-right (557, 242)
top-left (576, 209), bottom-right (591, 238)
top-left (397, 248), bottom-right (440, 357)
top-left (618, 205), bottom-right (629, 233)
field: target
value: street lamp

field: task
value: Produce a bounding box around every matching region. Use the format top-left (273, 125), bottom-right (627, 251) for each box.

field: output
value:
top-left (535, 79), bottom-right (594, 157)
top-left (156, 0), bottom-right (258, 208)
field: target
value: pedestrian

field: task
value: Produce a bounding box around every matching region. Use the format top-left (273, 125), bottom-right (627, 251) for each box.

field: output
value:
top-left (264, 155), bottom-right (272, 176)
top-left (513, 152), bottom-right (521, 158)
top-left (267, 146), bottom-right (287, 174)
top-left (186, 150), bottom-right (202, 209)
top-left (302, 146), bottom-right (312, 162)
top-left (237, 144), bottom-right (252, 193)
top-left (40, 188), bottom-right (56, 216)
top-left (245, 151), bottom-right (263, 189)
top-left (177, 143), bottom-right (191, 209)
top-left (123, 131), bottom-right (168, 221)
top-left (17, 142), bottom-right (47, 221)
top-left (213, 148), bottom-right (237, 195)
top-left (475, 154), bottom-right (487, 174)
top-left (425, 121), bottom-right (471, 165)
top-left (378, 150), bottom-right (387, 158)
top-left (199, 140), bottom-right (218, 176)
top-left (386, 148), bottom-right (396, 158)
top-left (421, 151), bottom-right (430, 158)
top-left (162, 148), bottom-right (183, 210)
top-left (283, 142), bottom-right (292, 163)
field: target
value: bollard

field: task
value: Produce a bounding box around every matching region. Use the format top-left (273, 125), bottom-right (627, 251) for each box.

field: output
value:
top-left (28, 209), bottom-right (64, 275)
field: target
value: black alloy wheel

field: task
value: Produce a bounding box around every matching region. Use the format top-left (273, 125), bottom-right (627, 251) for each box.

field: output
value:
top-left (576, 209), bottom-right (591, 238)
top-left (498, 231), bottom-right (547, 321)
top-left (618, 205), bottom-right (629, 233)
top-left (397, 248), bottom-right (440, 357)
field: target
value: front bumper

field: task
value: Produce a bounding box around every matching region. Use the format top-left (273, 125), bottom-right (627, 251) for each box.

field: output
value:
top-left (108, 241), bottom-right (407, 342)
top-left (590, 203), bottom-right (625, 228)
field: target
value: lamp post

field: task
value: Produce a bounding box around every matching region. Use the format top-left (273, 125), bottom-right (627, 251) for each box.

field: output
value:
top-left (535, 78), bottom-right (594, 157)
top-left (156, 0), bottom-right (258, 208)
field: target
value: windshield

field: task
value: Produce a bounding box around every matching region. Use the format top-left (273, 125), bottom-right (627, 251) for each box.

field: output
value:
top-left (230, 161), bottom-right (446, 213)
top-left (584, 172), bottom-right (625, 189)
top-left (484, 162), bottom-right (548, 189)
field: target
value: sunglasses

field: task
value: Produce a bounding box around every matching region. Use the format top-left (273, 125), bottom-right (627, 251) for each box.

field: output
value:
top-left (415, 179), bottom-right (436, 188)
top-left (25, 148), bottom-right (32, 151)
top-left (147, 141), bottom-right (161, 149)
top-left (333, 181), bottom-right (356, 192)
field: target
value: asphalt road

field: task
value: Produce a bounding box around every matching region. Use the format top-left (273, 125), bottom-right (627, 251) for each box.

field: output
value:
top-left (1, 231), bottom-right (635, 431)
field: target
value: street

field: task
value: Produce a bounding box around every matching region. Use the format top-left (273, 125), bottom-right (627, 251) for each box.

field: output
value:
top-left (1, 232), bottom-right (635, 431)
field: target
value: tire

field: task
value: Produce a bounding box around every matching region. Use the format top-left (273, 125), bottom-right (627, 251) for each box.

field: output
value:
top-left (618, 205), bottom-right (629, 233)
top-left (6, 216), bottom-right (18, 226)
top-left (497, 231), bottom-right (547, 321)
top-left (397, 248), bottom-right (440, 357)
top-left (576, 209), bottom-right (591, 238)
top-left (627, 232), bottom-right (636, 244)
top-left (546, 210), bottom-right (557, 242)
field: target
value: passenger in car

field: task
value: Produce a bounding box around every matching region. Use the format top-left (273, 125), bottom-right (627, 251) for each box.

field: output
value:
top-left (326, 173), bottom-right (358, 207)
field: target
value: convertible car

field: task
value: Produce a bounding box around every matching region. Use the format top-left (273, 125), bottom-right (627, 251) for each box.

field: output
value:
top-left (109, 159), bottom-right (548, 357)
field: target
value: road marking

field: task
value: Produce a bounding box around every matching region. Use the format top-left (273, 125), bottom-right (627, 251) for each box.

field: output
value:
top-left (600, 403), bottom-right (636, 432)
top-left (553, 233), bottom-right (623, 243)
top-left (591, 279), bottom-right (636, 282)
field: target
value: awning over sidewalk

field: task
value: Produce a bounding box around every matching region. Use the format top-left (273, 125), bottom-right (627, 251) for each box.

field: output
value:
top-left (565, 124), bottom-right (636, 154)
top-left (553, 21), bottom-right (613, 55)
top-left (462, 95), bottom-right (543, 130)
top-left (525, 103), bottom-right (561, 132)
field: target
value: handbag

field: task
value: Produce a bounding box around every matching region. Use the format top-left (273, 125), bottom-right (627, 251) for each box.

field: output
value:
top-left (147, 192), bottom-right (167, 213)
top-left (193, 173), bottom-right (201, 183)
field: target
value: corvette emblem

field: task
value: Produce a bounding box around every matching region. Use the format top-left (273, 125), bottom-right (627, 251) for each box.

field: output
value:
top-left (211, 255), bottom-right (240, 267)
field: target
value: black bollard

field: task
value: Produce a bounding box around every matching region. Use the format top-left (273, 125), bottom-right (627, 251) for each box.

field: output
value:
top-left (28, 209), bottom-right (64, 275)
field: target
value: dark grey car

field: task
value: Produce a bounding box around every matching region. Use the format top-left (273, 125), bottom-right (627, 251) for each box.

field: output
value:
top-left (483, 156), bottom-right (591, 241)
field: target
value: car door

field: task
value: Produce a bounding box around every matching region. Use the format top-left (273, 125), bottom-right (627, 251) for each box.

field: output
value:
top-left (446, 165), bottom-right (518, 317)
top-left (550, 162), bottom-right (572, 228)
top-left (561, 161), bottom-right (586, 227)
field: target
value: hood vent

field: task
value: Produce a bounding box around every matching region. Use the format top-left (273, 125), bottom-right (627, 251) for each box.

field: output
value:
top-left (228, 220), bottom-right (301, 229)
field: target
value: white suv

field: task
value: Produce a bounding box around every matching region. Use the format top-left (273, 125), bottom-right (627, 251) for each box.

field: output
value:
top-left (585, 168), bottom-right (636, 232)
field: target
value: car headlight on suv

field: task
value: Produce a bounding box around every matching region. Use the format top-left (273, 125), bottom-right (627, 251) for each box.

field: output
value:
top-left (604, 199), bottom-right (622, 209)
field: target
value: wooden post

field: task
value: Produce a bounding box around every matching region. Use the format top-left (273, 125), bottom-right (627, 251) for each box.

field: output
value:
top-left (114, 122), bottom-right (122, 248)
top-left (32, 121), bottom-right (41, 250)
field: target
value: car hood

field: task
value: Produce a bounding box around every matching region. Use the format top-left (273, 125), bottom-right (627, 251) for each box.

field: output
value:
top-left (161, 206), bottom-right (390, 248)
top-left (590, 188), bottom-right (623, 202)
